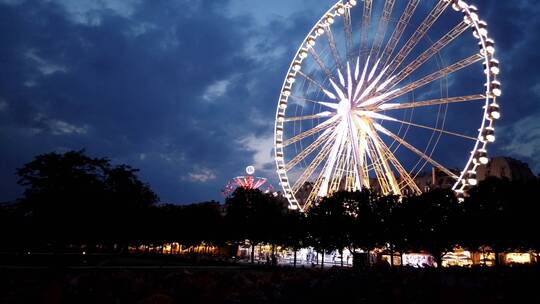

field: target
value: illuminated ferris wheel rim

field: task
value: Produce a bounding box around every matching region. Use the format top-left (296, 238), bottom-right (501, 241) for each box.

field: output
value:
top-left (274, 0), bottom-right (501, 211)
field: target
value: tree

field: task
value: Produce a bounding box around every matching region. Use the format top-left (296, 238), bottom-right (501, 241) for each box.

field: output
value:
top-left (402, 189), bottom-right (461, 267)
top-left (307, 193), bottom-right (350, 268)
top-left (374, 193), bottom-right (403, 267)
top-left (224, 188), bottom-right (287, 263)
top-left (330, 190), bottom-right (380, 260)
top-left (281, 209), bottom-right (308, 267)
top-left (16, 150), bottom-right (158, 251)
top-left (463, 177), bottom-right (540, 265)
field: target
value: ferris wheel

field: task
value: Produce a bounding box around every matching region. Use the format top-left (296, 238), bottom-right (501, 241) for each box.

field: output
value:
top-left (274, 0), bottom-right (501, 211)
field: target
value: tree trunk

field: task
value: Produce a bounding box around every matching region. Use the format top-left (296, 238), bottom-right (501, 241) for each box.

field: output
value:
top-left (494, 249), bottom-right (500, 267)
top-left (251, 243), bottom-right (255, 264)
top-left (272, 243), bottom-right (276, 267)
top-left (293, 249), bottom-right (297, 268)
top-left (321, 250), bottom-right (325, 269)
top-left (341, 249), bottom-right (344, 267)
top-left (390, 244), bottom-right (395, 267)
top-left (435, 253), bottom-right (443, 269)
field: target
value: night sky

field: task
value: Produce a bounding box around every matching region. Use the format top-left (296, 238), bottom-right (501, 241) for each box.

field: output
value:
top-left (1, 0), bottom-right (539, 204)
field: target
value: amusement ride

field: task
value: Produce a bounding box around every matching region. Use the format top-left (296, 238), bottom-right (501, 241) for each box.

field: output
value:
top-left (274, 0), bottom-right (501, 211)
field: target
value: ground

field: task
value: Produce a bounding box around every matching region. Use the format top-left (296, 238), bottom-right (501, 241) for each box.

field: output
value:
top-left (1, 255), bottom-right (539, 303)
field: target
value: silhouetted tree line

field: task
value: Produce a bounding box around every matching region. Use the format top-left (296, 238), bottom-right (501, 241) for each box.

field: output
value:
top-left (1, 151), bottom-right (539, 265)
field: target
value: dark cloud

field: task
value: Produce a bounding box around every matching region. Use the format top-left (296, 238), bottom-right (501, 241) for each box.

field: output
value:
top-left (0, 0), bottom-right (312, 203)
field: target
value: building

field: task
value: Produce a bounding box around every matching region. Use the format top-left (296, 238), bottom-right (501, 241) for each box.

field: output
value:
top-left (476, 157), bottom-right (535, 182)
top-left (415, 157), bottom-right (535, 192)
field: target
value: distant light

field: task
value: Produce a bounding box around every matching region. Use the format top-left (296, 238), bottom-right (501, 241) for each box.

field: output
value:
top-left (475, 149), bottom-right (489, 165)
top-left (481, 127), bottom-right (495, 143)
top-left (286, 76), bottom-right (296, 84)
top-left (467, 170), bottom-right (478, 186)
top-left (282, 89), bottom-right (291, 97)
top-left (488, 103), bottom-right (501, 120)
top-left (479, 156), bottom-right (489, 165)
top-left (326, 16), bottom-right (335, 25)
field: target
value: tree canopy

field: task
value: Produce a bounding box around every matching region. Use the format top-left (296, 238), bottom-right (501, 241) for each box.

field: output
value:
top-left (2, 150), bottom-right (539, 265)
top-left (14, 150), bottom-right (158, 249)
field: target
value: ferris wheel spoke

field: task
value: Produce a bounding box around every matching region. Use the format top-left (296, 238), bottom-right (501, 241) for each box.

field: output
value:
top-left (374, 123), bottom-right (458, 179)
top-left (376, 54), bottom-right (484, 105)
top-left (291, 142), bottom-right (333, 194)
top-left (304, 164), bottom-right (329, 210)
top-left (353, 56), bottom-right (371, 100)
top-left (369, 0), bottom-right (396, 61)
top-left (289, 95), bottom-right (338, 108)
top-left (324, 133), bottom-right (349, 195)
top-left (304, 129), bottom-right (347, 209)
top-left (388, 22), bottom-right (470, 90)
top-left (343, 7), bottom-right (354, 60)
top-left (316, 121), bottom-right (349, 198)
top-left (359, 0), bottom-right (372, 61)
top-left (328, 144), bottom-right (349, 194)
top-left (342, 141), bottom-right (358, 191)
top-left (349, 116), bottom-right (370, 189)
top-left (285, 129), bottom-right (336, 171)
top-left (365, 136), bottom-right (397, 194)
top-left (372, 130), bottom-right (422, 194)
top-left (384, 0), bottom-right (450, 78)
top-left (376, 94), bottom-right (486, 111)
top-left (368, 130), bottom-right (401, 195)
top-left (355, 63), bottom-right (390, 104)
top-left (365, 139), bottom-right (389, 193)
top-left (309, 45), bottom-right (337, 82)
top-left (354, 117), bottom-right (400, 194)
top-left (296, 70), bottom-right (331, 94)
top-left (380, 0), bottom-right (420, 66)
top-left (324, 26), bottom-right (344, 72)
top-left (284, 112), bottom-right (336, 122)
top-left (283, 119), bottom-right (339, 147)
top-left (358, 111), bottom-right (478, 141)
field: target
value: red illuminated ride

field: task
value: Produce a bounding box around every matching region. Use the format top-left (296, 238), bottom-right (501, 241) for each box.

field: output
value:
top-left (222, 166), bottom-right (274, 197)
